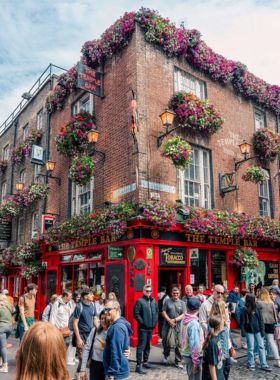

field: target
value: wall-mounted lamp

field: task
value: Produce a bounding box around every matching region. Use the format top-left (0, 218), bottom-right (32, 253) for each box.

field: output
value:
top-left (36, 159), bottom-right (61, 185)
top-left (157, 108), bottom-right (178, 147)
top-left (86, 128), bottom-right (106, 162)
top-left (234, 139), bottom-right (258, 171)
top-left (16, 182), bottom-right (24, 191)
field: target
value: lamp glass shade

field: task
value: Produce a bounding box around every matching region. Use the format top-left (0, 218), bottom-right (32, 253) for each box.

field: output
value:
top-left (238, 140), bottom-right (251, 156)
top-left (46, 160), bottom-right (56, 172)
top-left (87, 129), bottom-right (99, 143)
top-left (160, 109), bottom-right (175, 127)
top-left (16, 182), bottom-right (24, 191)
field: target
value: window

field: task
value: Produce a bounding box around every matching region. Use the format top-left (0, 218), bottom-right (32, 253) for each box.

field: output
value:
top-left (190, 250), bottom-right (209, 291)
top-left (1, 182), bottom-right (7, 202)
top-left (3, 145), bottom-right (9, 160)
top-left (259, 180), bottom-right (270, 216)
top-left (20, 169), bottom-right (26, 184)
top-left (18, 218), bottom-right (24, 244)
top-left (72, 180), bottom-right (93, 216)
top-left (174, 68), bottom-right (205, 99)
top-left (89, 263), bottom-right (105, 291)
top-left (211, 251), bottom-right (227, 287)
top-left (74, 264), bottom-right (88, 289)
top-left (178, 147), bottom-right (211, 208)
top-left (37, 109), bottom-right (44, 130)
top-left (12, 277), bottom-right (20, 300)
top-left (32, 213), bottom-right (39, 232)
top-left (23, 124), bottom-right (29, 138)
top-left (72, 94), bottom-right (94, 115)
top-left (34, 164), bottom-right (41, 182)
top-left (254, 109), bottom-right (265, 130)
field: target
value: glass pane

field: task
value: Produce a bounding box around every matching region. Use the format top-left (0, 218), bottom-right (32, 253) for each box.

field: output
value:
top-left (194, 149), bottom-right (199, 164)
top-left (190, 250), bottom-right (208, 290)
top-left (73, 254), bottom-right (86, 261)
top-left (61, 265), bottom-right (73, 292)
top-left (194, 165), bottom-right (199, 181)
top-left (211, 252), bottom-right (227, 288)
top-left (184, 181), bottom-right (189, 195)
top-left (87, 252), bottom-right (103, 260)
top-left (184, 167), bottom-right (189, 180)
top-left (263, 182), bottom-right (268, 197)
top-left (194, 198), bottom-right (199, 207)
top-left (189, 182), bottom-right (194, 197)
top-left (185, 197), bottom-right (190, 206)
top-left (194, 183), bottom-right (200, 198)
top-left (89, 263), bottom-right (104, 292)
top-left (60, 255), bottom-right (71, 262)
top-left (74, 264), bottom-right (88, 289)
top-left (189, 164), bottom-right (194, 180)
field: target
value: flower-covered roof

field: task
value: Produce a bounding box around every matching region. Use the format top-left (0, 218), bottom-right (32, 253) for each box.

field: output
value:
top-left (46, 7), bottom-right (280, 114)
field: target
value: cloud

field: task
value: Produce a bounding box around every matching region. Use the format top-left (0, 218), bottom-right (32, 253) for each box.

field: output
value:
top-left (0, 0), bottom-right (280, 125)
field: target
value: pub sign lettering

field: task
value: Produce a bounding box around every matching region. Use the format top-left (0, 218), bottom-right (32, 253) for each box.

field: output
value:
top-left (77, 62), bottom-right (104, 98)
top-left (160, 246), bottom-right (186, 266)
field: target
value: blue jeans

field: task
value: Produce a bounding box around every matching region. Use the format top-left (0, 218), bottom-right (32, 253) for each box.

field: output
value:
top-left (18, 323), bottom-right (26, 342)
top-left (246, 332), bottom-right (268, 368)
top-left (0, 325), bottom-right (13, 363)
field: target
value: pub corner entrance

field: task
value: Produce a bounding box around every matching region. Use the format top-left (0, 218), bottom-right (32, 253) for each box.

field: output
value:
top-left (158, 268), bottom-right (185, 297)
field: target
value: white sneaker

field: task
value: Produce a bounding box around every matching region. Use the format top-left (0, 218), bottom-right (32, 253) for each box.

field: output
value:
top-left (75, 358), bottom-right (79, 363)
top-left (162, 358), bottom-right (168, 365)
top-left (230, 357), bottom-right (237, 364)
top-left (67, 362), bottom-right (76, 366)
top-left (0, 368), bottom-right (8, 373)
top-left (241, 345), bottom-right (248, 350)
top-left (175, 363), bottom-right (184, 369)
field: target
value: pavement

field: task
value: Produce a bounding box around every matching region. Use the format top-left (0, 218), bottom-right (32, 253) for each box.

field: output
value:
top-left (1, 330), bottom-right (280, 379)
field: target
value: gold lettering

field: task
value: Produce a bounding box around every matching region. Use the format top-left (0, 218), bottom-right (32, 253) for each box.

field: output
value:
top-left (111, 235), bottom-right (116, 242)
top-left (244, 239), bottom-right (248, 246)
top-left (106, 235), bottom-right (111, 243)
top-left (215, 237), bottom-right (219, 244)
top-left (100, 236), bottom-right (105, 244)
top-left (219, 237), bottom-right (226, 244)
top-left (235, 238), bottom-right (240, 245)
top-left (92, 237), bottom-right (97, 245)
top-left (185, 234), bottom-right (192, 242)
top-left (253, 240), bottom-right (258, 247)
top-left (193, 235), bottom-right (199, 243)
top-left (200, 235), bottom-right (205, 243)
top-left (209, 236), bottom-right (215, 244)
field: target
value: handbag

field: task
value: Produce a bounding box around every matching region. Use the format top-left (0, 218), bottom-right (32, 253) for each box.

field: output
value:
top-left (166, 327), bottom-right (176, 349)
top-left (86, 328), bottom-right (97, 368)
top-left (273, 305), bottom-right (280, 341)
top-left (60, 326), bottom-right (71, 338)
top-left (229, 346), bottom-right (236, 357)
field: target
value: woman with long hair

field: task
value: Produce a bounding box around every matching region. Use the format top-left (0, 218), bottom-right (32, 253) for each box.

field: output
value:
top-left (209, 300), bottom-right (231, 379)
top-left (0, 294), bottom-right (13, 373)
top-left (202, 315), bottom-right (224, 380)
top-left (240, 293), bottom-right (271, 372)
top-left (15, 322), bottom-right (70, 380)
top-left (94, 292), bottom-right (106, 316)
top-left (258, 288), bottom-right (280, 367)
top-left (80, 310), bottom-right (130, 380)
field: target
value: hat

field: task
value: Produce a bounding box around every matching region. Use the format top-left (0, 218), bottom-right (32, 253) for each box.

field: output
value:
top-left (2, 289), bottom-right (8, 295)
top-left (187, 297), bottom-right (201, 311)
top-left (160, 286), bottom-right (167, 292)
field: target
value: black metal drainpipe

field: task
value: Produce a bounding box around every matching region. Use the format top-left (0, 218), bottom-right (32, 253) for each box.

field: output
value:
top-left (10, 122), bottom-right (18, 195)
top-left (43, 81), bottom-right (52, 214)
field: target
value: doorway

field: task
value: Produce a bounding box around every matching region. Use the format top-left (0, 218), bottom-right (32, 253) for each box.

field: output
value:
top-left (158, 269), bottom-right (184, 298)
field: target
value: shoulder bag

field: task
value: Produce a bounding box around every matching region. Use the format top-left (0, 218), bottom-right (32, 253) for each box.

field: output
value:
top-left (273, 304), bottom-right (280, 341)
top-left (86, 328), bottom-right (97, 368)
top-left (60, 303), bottom-right (71, 338)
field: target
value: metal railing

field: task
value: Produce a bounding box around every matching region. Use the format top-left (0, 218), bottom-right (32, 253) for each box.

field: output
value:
top-left (0, 63), bottom-right (67, 137)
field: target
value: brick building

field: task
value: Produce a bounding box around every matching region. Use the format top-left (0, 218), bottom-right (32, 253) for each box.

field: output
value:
top-left (0, 13), bottom-right (280, 345)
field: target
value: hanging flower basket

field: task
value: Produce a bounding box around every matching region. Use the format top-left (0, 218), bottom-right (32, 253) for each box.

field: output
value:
top-left (230, 247), bottom-right (259, 269)
top-left (169, 91), bottom-right (225, 135)
top-left (242, 166), bottom-right (269, 184)
top-left (0, 159), bottom-right (8, 176)
top-left (140, 199), bottom-right (177, 227)
top-left (161, 137), bottom-right (193, 170)
top-left (17, 241), bottom-right (41, 261)
top-left (9, 129), bottom-right (40, 166)
top-left (10, 144), bottom-right (24, 166)
top-left (252, 128), bottom-right (280, 162)
top-left (21, 260), bottom-right (44, 279)
top-left (55, 110), bottom-right (94, 157)
top-left (2, 245), bottom-right (17, 265)
top-left (69, 155), bottom-right (98, 186)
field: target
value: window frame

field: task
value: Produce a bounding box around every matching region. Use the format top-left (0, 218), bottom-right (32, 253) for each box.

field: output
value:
top-left (71, 93), bottom-right (94, 115)
top-left (174, 67), bottom-right (207, 100)
top-left (258, 170), bottom-right (273, 218)
top-left (20, 169), bottom-right (26, 184)
top-left (18, 217), bottom-right (24, 244)
top-left (1, 181), bottom-right (7, 203)
top-left (37, 109), bottom-right (44, 130)
top-left (34, 164), bottom-right (42, 182)
top-left (254, 108), bottom-right (266, 131)
top-left (23, 124), bottom-right (29, 138)
top-left (32, 212), bottom-right (39, 233)
top-left (71, 179), bottom-right (94, 217)
top-left (3, 144), bottom-right (9, 160)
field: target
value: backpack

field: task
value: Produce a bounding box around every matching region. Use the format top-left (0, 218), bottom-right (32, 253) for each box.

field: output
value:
top-left (39, 303), bottom-right (53, 321)
top-left (158, 293), bottom-right (168, 313)
top-left (69, 303), bottom-right (83, 331)
top-left (14, 295), bottom-right (25, 322)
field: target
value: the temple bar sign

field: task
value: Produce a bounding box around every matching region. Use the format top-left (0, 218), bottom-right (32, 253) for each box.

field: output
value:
top-left (77, 62), bottom-right (104, 98)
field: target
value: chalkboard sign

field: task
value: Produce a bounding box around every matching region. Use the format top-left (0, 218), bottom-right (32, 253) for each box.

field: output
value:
top-left (0, 217), bottom-right (11, 241)
top-left (160, 246), bottom-right (186, 266)
top-left (211, 251), bottom-right (226, 285)
top-left (265, 261), bottom-right (279, 286)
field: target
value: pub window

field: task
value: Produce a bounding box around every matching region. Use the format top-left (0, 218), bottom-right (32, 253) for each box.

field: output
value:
top-left (259, 180), bottom-right (270, 217)
top-left (1, 182), bottom-right (7, 203)
top-left (254, 108), bottom-right (266, 131)
top-left (89, 263), bottom-right (105, 292)
top-left (72, 180), bottom-right (93, 216)
top-left (20, 169), bottom-right (26, 184)
top-left (174, 67), bottom-right (205, 100)
top-left (12, 277), bottom-right (20, 300)
top-left (18, 217), bottom-right (24, 244)
top-left (61, 265), bottom-right (73, 292)
top-left (178, 147), bottom-right (211, 208)
top-left (211, 251), bottom-right (227, 288)
top-left (3, 144), bottom-right (9, 160)
top-left (72, 93), bottom-right (94, 115)
top-left (1, 278), bottom-right (5, 292)
top-left (37, 109), bottom-right (44, 130)
top-left (34, 164), bottom-right (42, 182)
top-left (32, 212), bottom-right (39, 232)
top-left (74, 264), bottom-right (88, 289)
top-left (190, 250), bottom-right (209, 291)
top-left (23, 124), bottom-right (29, 138)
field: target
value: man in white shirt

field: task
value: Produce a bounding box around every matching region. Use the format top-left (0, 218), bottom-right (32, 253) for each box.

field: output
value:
top-left (49, 289), bottom-right (72, 344)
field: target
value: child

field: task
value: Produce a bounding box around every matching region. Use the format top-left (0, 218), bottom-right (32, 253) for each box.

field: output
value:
top-left (181, 297), bottom-right (204, 380)
top-left (202, 315), bottom-right (224, 380)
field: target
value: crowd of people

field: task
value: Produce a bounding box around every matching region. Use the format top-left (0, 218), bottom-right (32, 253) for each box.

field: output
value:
top-left (0, 280), bottom-right (279, 379)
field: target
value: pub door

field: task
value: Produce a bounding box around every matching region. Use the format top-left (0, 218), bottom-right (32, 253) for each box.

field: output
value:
top-left (158, 269), bottom-right (184, 298)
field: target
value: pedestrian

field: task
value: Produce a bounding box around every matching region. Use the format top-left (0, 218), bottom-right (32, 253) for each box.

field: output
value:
top-left (71, 290), bottom-right (81, 309)
top-left (2, 289), bottom-right (14, 347)
top-left (41, 294), bottom-right (58, 322)
top-left (49, 289), bottom-right (72, 345)
top-left (67, 290), bottom-right (81, 366)
top-left (14, 322), bottom-right (70, 380)
top-left (248, 283), bottom-right (255, 294)
top-left (270, 288), bottom-right (280, 352)
top-left (73, 288), bottom-right (97, 376)
top-left (182, 285), bottom-right (195, 307)
top-left (199, 284), bottom-right (225, 333)
top-left (270, 279), bottom-right (280, 304)
top-left (223, 291), bottom-right (237, 351)
top-left (80, 310), bottom-right (131, 380)
top-left (95, 292), bottom-right (106, 316)
top-left (103, 299), bottom-right (133, 380)
top-left (108, 292), bottom-right (122, 315)
top-left (234, 288), bottom-right (249, 349)
top-left (209, 300), bottom-right (231, 379)
top-left (197, 285), bottom-right (206, 303)
top-left (181, 297), bottom-right (204, 380)
top-left (227, 286), bottom-right (240, 304)
top-left (257, 288), bottom-right (280, 367)
top-left (240, 293), bottom-right (272, 372)
top-left (16, 283), bottom-right (38, 342)
top-left (133, 285), bottom-right (158, 374)
top-left (158, 286), bottom-right (169, 338)
top-left (0, 294), bottom-right (13, 373)
top-left (162, 287), bottom-right (186, 369)
top-left (202, 315), bottom-right (224, 380)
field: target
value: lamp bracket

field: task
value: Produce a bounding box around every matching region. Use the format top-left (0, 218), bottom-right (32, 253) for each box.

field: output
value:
top-left (157, 125), bottom-right (180, 148)
top-left (36, 173), bottom-right (61, 186)
top-left (234, 155), bottom-right (259, 171)
top-left (86, 148), bottom-right (106, 162)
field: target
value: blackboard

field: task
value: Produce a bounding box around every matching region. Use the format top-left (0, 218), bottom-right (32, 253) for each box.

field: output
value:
top-left (211, 252), bottom-right (226, 285)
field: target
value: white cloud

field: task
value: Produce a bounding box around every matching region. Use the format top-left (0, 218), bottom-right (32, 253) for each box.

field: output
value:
top-left (0, 0), bottom-right (280, 125)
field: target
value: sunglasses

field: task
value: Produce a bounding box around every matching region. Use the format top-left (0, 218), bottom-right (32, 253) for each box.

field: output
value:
top-left (104, 307), bottom-right (116, 312)
top-left (215, 291), bottom-right (225, 295)
top-left (145, 290), bottom-right (152, 293)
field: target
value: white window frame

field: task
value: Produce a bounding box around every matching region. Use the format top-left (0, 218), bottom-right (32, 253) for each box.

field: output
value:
top-left (34, 164), bottom-right (42, 182)
top-left (177, 146), bottom-right (211, 208)
top-left (3, 145), bottom-right (9, 160)
top-left (18, 218), bottom-right (24, 244)
top-left (174, 68), bottom-right (205, 100)
top-left (258, 180), bottom-right (270, 217)
top-left (73, 93), bottom-right (94, 115)
top-left (1, 182), bottom-right (7, 203)
top-left (37, 109), bottom-right (44, 130)
top-left (32, 212), bottom-right (39, 232)
top-left (23, 124), bottom-right (29, 138)
top-left (71, 179), bottom-right (94, 216)
top-left (20, 169), bottom-right (26, 184)
top-left (254, 108), bottom-right (265, 131)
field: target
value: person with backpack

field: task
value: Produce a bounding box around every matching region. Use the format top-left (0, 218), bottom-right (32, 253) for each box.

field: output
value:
top-left (15, 283), bottom-right (38, 342)
top-left (158, 286), bottom-right (169, 338)
top-left (41, 294), bottom-right (58, 322)
top-left (49, 290), bottom-right (72, 345)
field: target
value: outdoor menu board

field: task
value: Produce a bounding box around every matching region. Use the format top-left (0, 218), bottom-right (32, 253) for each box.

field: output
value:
top-left (0, 217), bottom-right (11, 241)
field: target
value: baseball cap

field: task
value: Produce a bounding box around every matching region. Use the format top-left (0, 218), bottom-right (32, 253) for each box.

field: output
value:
top-left (187, 297), bottom-right (201, 311)
top-left (2, 289), bottom-right (8, 295)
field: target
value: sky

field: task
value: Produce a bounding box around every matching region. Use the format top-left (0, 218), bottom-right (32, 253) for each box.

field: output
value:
top-left (0, 0), bottom-right (280, 125)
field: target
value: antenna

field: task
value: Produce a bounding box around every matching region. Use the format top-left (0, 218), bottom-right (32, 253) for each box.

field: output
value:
top-left (177, 18), bottom-right (188, 29)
